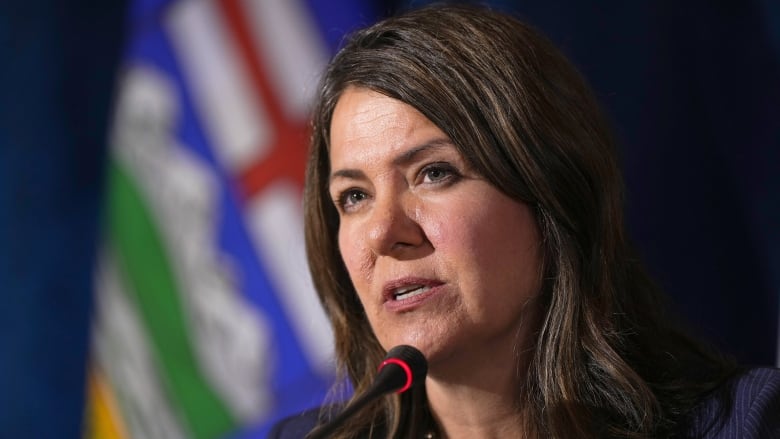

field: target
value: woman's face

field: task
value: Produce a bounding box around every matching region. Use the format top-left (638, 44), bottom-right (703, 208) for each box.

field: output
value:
top-left (328, 87), bottom-right (542, 368)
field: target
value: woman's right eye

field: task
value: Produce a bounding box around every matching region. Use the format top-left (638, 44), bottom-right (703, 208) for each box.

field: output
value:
top-left (336, 189), bottom-right (368, 212)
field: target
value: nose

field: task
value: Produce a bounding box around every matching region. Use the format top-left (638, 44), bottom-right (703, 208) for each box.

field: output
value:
top-left (365, 192), bottom-right (425, 258)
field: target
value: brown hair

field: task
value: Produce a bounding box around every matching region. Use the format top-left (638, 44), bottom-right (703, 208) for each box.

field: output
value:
top-left (304, 4), bottom-right (733, 438)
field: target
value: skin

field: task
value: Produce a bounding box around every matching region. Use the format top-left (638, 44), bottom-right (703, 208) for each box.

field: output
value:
top-left (328, 87), bottom-right (542, 437)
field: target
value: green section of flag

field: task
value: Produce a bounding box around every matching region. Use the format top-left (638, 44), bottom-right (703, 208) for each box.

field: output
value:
top-left (107, 161), bottom-right (236, 439)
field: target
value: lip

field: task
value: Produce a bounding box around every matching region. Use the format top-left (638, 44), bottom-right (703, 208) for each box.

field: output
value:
top-left (382, 277), bottom-right (445, 312)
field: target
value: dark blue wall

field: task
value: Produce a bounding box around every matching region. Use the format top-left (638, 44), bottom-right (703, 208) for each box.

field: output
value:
top-left (0, 0), bottom-right (127, 437)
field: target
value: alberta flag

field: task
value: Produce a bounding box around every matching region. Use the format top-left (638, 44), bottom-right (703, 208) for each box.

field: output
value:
top-left (85, 1), bottom-right (379, 438)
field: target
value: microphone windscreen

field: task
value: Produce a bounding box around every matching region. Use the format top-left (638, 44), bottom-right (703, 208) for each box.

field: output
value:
top-left (378, 345), bottom-right (428, 393)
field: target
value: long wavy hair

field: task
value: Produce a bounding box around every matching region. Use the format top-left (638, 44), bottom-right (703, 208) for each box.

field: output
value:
top-left (304, 5), bottom-right (734, 438)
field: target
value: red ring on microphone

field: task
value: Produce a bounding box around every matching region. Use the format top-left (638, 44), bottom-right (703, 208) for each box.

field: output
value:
top-left (378, 358), bottom-right (413, 393)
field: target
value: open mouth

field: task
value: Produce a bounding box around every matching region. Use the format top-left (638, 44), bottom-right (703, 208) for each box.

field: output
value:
top-left (393, 285), bottom-right (432, 301)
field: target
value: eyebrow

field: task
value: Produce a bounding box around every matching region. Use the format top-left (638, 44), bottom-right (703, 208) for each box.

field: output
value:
top-left (329, 137), bottom-right (455, 184)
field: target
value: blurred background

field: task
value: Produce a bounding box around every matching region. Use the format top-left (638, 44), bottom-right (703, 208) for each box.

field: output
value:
top-left (1, 0), bottom-right (778, 438)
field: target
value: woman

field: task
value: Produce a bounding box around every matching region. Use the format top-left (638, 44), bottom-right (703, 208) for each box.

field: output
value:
top-left (272, 4), bottom-right (780, 438)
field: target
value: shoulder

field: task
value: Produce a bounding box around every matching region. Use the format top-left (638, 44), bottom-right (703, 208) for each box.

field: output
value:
top-left (689, 367), bottom-right (780, 438)
top-left (267, 407), bottom-right (323, 439)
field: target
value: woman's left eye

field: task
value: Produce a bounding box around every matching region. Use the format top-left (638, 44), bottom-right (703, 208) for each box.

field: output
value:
top-left (420, 162), bottom-right (459, 184)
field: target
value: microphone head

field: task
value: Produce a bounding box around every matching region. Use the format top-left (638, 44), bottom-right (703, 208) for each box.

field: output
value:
top-left (376, 345), bottom-right (428, 394)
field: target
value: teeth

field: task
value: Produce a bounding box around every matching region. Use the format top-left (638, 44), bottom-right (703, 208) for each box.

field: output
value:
top-left (394, 285), bottom-right (430, 300)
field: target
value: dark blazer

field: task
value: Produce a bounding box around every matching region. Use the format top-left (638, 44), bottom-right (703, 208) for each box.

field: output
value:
top-left (687, 367), bottom-right (780, 438)
top-left (269, 367), bottom-right (780, 438)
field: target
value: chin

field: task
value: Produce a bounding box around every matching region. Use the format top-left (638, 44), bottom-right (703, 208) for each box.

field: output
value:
top-left (382, 337), bottom-right (455, 372)
top-left (375, 319), bottom-right (464, 366)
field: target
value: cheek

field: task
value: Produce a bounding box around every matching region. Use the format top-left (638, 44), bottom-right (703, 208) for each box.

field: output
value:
top-left (422, 202), bottom-right (500, 258)
top-left (337, 224), bottom-right (372, 294)
top-left (429, 199), bottom-right (541, 290)
top-left (478, 206), bottom-right (542, 295)
top-left (337, 227), bottom-right (359, 275)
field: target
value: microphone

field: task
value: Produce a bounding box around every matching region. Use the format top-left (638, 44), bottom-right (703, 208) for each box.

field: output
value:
top-left (306, 345), bottom-right (428, 439)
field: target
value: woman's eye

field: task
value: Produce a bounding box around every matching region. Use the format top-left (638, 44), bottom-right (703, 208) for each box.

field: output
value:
top-left (336, 189), bottom-right (368, 211)
top-left (420, 163), bottom-right (458, 184)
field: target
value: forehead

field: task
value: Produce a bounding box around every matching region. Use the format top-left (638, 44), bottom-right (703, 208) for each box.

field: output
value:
top-left (329, 87), bottom-right (445, 168)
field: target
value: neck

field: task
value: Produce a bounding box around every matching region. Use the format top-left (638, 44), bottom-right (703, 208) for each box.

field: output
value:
top-left (424, 343), bottom-right (534, 438)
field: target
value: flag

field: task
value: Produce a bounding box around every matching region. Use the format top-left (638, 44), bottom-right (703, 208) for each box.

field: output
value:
top-left (85, 1), bottom-right (379, 438)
